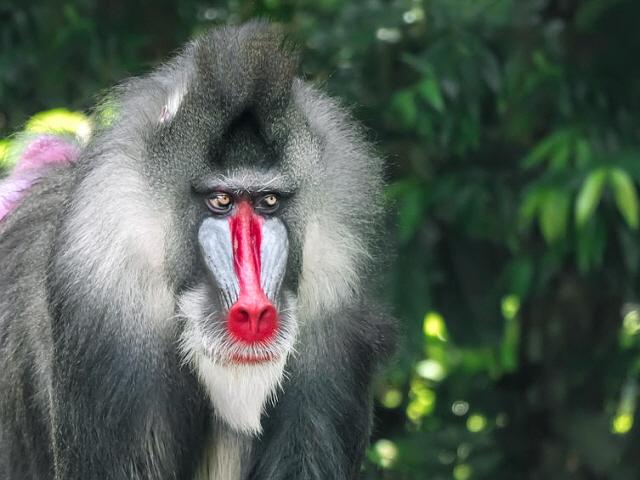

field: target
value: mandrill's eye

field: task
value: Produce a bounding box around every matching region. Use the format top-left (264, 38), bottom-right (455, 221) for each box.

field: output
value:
top-left (206, 192), bottom-right (233, 214)
top-left (255, 193), bottom-right (280, 214)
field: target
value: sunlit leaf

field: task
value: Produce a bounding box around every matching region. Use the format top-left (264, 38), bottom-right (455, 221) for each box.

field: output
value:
top-left (539, 189), bottom-right (569, 243)
top-left (370, 439), bottom-right (399, 468)
top-left (609, 168), bottom-right (639, 229)
top-left (25, 108), bottom-right (91, 140)
top-left (575, 167), bottom-right (607, 227)
top-left (0, 139), bottom-right (11, 171)
top-left (423, 311), bottom-right (448, 341)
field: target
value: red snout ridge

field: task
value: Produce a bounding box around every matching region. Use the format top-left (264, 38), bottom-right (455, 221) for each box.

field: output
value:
top-left (227, 201), bottom-right (278, 344)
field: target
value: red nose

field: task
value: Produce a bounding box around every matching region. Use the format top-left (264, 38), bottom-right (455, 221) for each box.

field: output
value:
top-left (228, 201), bottom-right (279, 344)
top-left (227, 300), bottom-right (278, 343)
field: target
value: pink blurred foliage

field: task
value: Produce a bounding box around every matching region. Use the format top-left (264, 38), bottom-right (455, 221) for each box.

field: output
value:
top-left (0, 135), bottom-right (80, 222)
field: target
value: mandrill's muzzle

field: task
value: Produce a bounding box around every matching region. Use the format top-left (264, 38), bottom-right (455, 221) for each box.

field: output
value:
top-left (198, 201), bottom-right (288, 344)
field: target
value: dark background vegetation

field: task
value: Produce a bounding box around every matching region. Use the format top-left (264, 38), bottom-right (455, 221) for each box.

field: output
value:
top-left (2, 0), bottom-right (640, 478)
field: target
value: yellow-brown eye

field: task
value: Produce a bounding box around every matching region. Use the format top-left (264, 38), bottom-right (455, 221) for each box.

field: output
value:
top-left (206, 192), bottom-right (233, 214)
top-left (256, 194), bottom-right (280, 213)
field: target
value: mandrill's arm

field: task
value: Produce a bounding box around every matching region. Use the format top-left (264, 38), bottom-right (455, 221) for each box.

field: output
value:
top-left (248, 304), bottom-right (394, 480)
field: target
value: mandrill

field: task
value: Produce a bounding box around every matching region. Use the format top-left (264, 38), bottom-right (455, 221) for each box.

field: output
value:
top-left (0, 21), bottom-right (394, 480)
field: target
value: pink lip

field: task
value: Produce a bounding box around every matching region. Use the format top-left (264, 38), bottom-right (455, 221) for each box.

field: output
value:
top-left (228, 353), bottom-right (277, 365)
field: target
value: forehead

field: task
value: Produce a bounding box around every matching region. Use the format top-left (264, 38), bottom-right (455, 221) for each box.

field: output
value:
top-left (214, 112), bottom-right (278, 169)
top-left (199, 110), bottom-right (299, 192)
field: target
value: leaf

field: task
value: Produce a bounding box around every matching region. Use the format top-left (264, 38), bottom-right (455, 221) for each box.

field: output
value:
top-left (549, 141), bottom-right (571, 171)
top-left (0, 139), bottom-right (11, 172)
top-left (576, 217), bottom-right (607, 272)
top-left (575, 168), bottom-right (607, 227)
top-left (539, 189), bottom-right (570, 243)
top-left (396, 184), bottom-right (427, 243)
top-left (417, 76), bottom-right (445, 113)
top-left (502, 257), bottom-right (534, 298)
top-left (25, 108), bottom-right (91, 139)
top-left (522, 129), bottom-right (574, 169)
top-left (391, 90), bottom-right (418, 128)
top-left (574, 138), bottom-right (592, 167)
top-left (518, 188), bottom-right (543, 229)
top-left (609, 168), bottom-right (640, 229)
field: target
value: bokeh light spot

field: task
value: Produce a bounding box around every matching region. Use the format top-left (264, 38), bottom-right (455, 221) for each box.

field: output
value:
top-left (376, 27), bottom-right (401, 43)
top-left (416, 359), bottom-right (446, 381)
top-left (612, 413), bottom-right (633, 434)
top-left (373, 439), bottom-right (398, 468)
top-left (407, 380), bottom-right (436, 423)
top-left (423, 311), bottom-right (448, 341)
top-left (381, 388), bottom-right (403, 409)
top-left (451, 400), bottom-right (469, 416)
top-left (453, 463), bottom-right (472, 480)
top-left (623, 309), bottom-right (640, 336)
top-left (467, 414), bottom-right (487, 432)
top-left (501, 295), bottom-right (520, 320)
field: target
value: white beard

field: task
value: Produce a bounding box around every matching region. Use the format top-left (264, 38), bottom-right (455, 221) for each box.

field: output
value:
top-left (193, 353), bottom-right (287, 435)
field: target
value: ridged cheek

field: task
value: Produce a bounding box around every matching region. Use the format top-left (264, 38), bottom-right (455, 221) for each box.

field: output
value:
top-left (198, 207), bottom-right (289, 311)
top-left (260, 218), bottom-right (289, 301)
top-left (198, 217), bottom-right (239, 310)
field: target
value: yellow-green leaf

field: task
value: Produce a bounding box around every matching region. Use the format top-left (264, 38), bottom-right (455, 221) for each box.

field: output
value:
top-left (540, 190), bottom-right (570, 243)
top-left (609, 168), bottom-right (639, 229)
top-left (0, 139), bottom-right (11, 171)
top-left (575, 167), bottom-right (607, 227)
top-left (25, 108), bottom-right (91, 140)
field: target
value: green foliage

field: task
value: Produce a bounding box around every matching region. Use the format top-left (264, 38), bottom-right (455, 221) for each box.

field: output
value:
top-left (2, 0), bottom-right (640, 478)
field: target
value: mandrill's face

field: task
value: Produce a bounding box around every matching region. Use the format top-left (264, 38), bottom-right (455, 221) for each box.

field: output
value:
top-left (168, 118), bottom-right (304, 435)
top-left (184, 189), bottom-right (298, 367)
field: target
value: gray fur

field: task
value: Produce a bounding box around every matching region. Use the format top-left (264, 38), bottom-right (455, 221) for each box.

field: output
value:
top-left (0, 21), bottom-right (394, 480)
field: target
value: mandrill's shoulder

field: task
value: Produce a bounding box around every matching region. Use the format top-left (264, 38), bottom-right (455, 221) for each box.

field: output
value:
top-left (0, 162), bottom-right (78, 319)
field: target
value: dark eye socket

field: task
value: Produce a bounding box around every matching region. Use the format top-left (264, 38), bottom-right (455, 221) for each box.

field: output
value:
top-left (205, 192), bottom-right (233, 214)
top-left (255, 193), bottom-right (280, 213)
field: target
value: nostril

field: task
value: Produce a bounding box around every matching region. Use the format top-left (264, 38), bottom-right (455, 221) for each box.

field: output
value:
top-left (257, 305), bottom-right (277, 333)
top-left (234, 307), bottom-right (250, 323)
top-left (227, 300), bottom-right (278, 343)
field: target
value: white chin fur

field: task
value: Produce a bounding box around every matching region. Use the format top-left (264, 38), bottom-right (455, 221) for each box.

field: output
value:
top-left (178, 287), bottom-right (295, 435)
top-left (193, 354), bottom-right (287, 435)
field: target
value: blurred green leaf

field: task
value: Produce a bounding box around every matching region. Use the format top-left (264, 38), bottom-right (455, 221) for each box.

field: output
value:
top-left (519, 187), bottom-right (544, 229)
top-left (609, 167), bottom-right (640, 229)
top-left (392, 90), bottom-right (418, 128)
top-left (576, 216), bottom-right (607, 272)
top-left (388, 180), bottom-right (428, 243)
top-left (539, 189), bottom-right (570, 243)
top-left (0, 139), bottom-right (11, 172)
top-left (549, 141), bottom-right (571, 171)
top-left (522, 129), bottom-right (575, 169)
top-left (575, 138), bottom-right (592, 167)
top-left (417, 76), bottom-right (445, 113)
top-left (575, 168), bottom-right (608, 227)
